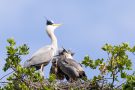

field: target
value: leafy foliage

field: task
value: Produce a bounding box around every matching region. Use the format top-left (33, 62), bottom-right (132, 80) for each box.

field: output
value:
top-left (0, 38), bottom-right (135, 90)
top-left (1, 38), bottom-right (46, 90)
top-left (82, 43), bottom-right (135, 89)
top-left (122, 72), bottom-right (135, 90)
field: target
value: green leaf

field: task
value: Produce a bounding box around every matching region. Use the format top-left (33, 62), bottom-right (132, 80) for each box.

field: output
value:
top-left (121, 72), bottom-right (127, 78)
top-left (19, 44), bottom-right (29, 55)
top-left (49, 74), bottom-right (56, 82)
top-left (7, 38), bottom-right (16, 46)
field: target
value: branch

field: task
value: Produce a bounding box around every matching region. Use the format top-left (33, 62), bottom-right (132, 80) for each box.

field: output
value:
top-left (0, 71), bottom-right (14, 80)
top-left (132, 52), bottom-right (135, 56)
top-left (101, 76), bottom-right (105, 90)
top-left (0, 81), bottom-right (10, 83)
top-left (107, 52), bottom-right (111, 61)
top-left (115, 80), bottom-right (126, 89)
top-left (104, 78), bottom-right (113, 79)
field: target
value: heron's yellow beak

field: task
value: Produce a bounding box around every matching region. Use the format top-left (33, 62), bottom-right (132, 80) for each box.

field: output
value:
top-left (52, 24), bottom-right (62, 27)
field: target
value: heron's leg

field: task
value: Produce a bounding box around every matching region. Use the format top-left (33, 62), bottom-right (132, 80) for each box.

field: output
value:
top-left (39, 64), bottom-right (44, 78)
top-left (41, 64), bottom-right (44, 71)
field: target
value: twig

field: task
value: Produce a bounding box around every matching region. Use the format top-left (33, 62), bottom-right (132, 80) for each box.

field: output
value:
top-left (115, 79), bottom-right (126, 89)
top-left (0, 71), bottom-right (14, 80)
top-left (115, 81), bottom-right (126, 89)
top-left (0, 81), bottom-right (10, 83)
top-left (104, 78), bottom-right (113, 79)
top-left (101, 76), bottom-right (105, 90)
top-left (107, 52), bottom-right (111, 61)
top-left (132, 52), bottom-right (135, 56)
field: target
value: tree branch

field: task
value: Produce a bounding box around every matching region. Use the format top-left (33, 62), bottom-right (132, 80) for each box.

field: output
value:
top-left (0, 71), bottom-right (14, 80)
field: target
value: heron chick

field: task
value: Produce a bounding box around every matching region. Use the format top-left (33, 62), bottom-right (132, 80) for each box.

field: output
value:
top-left (50, 48), bottom-right (87, 82)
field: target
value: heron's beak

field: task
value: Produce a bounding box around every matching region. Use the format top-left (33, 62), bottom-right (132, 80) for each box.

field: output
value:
top-left (52, 24), bottom-right (62, 27)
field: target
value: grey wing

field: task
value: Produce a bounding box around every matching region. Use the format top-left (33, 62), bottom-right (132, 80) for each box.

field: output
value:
top-left (24, 46), bottom-right (54, 67)
top-left (65, 59), bottom-right (87, 78)
top-left (57, 59), bottom-right (79, 78)
top-left (65, 59), bottom-right (84, 71)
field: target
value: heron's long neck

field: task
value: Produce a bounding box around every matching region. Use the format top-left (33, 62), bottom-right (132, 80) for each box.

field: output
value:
top-left (48, 30), bottom-right (58, 49)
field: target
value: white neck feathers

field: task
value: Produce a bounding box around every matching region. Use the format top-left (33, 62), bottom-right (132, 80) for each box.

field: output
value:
top-left (46, 26), bottom-right (58, 49)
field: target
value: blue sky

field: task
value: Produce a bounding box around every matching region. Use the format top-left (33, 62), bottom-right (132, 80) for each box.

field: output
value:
top-left (0, 0), bottom-right (135, 80)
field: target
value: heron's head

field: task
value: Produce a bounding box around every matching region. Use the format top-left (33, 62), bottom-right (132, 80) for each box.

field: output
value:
top-left (59, 48), bottom-right (74, 59)
top-left (46, 19), bottom-right (61, 32)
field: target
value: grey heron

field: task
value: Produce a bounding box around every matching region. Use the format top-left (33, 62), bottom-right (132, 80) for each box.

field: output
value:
top-left (24, 19), bottom-right (61, 76)
top-left (50, 48), bottom-right (87, 82)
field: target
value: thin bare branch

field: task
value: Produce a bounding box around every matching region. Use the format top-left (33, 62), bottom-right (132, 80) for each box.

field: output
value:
top-left (0, 71), bottom-right (14, 80)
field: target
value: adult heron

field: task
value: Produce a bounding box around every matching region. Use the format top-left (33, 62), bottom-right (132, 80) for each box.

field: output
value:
top-left (50, 48), bottom-right (87, 82)
top-left (24, 19), bottom-right (61, 76)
